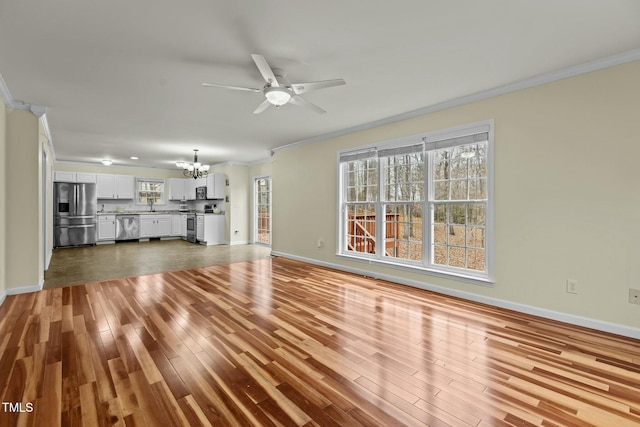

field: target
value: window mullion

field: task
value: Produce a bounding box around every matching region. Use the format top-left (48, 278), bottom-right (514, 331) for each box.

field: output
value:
top-left (424, 149), bottom-right (432, 268)
top-left (376, 157), bottom-right (384, 259)
top-left (338, 120), bottom-right (492, 281)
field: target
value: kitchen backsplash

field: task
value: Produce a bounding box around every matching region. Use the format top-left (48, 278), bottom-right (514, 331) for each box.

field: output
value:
top-left (98, 199), bottom-right (224, 213)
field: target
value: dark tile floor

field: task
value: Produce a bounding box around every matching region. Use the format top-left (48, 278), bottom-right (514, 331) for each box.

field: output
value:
top-left (44, 239), bottom-right (272, 289)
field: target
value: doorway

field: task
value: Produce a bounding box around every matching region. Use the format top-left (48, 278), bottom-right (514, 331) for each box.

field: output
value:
top-left (42, 147), bottom-right (49, 272)
top-left (254, 176), bottom-right (271, 246)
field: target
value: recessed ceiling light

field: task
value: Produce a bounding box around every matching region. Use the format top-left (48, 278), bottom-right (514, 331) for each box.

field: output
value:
top-left (130, 156), bottom-right (139, 160)
top-left (102, 159), bottom-right (113, 166)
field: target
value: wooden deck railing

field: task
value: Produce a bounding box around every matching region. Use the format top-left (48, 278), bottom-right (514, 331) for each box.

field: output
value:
top-left (347, 213), bottom-right (399, 255)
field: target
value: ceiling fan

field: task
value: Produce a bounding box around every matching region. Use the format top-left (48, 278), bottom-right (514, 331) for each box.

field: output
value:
top-left (203, 54), bottom-right (346, 114)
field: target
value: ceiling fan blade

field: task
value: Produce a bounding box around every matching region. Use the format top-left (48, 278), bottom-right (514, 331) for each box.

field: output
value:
top-left (253, 99), bottom-right (272, 114)
top-left (289, 79), bottom-right (346, 95)
top-left (289, 95), bottom-right (326, 114)
top-left (202, 83), bottom-right (261, 92)
top-left (251, 54), bottom-right (280, 87)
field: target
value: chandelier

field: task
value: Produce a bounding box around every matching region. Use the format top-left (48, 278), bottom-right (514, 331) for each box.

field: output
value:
top-left (176, 149), bottom-right (210, 179)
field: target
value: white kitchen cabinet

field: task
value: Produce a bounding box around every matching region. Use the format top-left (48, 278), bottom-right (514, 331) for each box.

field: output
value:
top-left (196, 214), bottom-right (225, 245)
top-left (96, 174), bottom-right (115, 198)
top-left (54, 171), bottom-right (75, 182)
top-left (54, 171), bottom-right (96, 183)
top-left (185, 178), bottom-right (197, 200)
top-left (171, 215), bottom-right (181, 236)
top-left (156, 216), bottom-right (171, 236)
top-left (180, 214), bottom-right (187, 237)
top-left (196, 215), bottom-right (204, 241)
top-left (139, 217), bottom-right (155, 238)
top-left (206, 173), bottom-right (225, 199)
top-left (76, 173), bottom-right (97, 183)
top-left (97, 215), bottom-right (116, 241)
top-left (139, 215), bottom-right (171, 238)
top-left (116, 175), bottom-right (134, 199)
top-left (169, 178), bottom-right (186, 200)
top-left (97, 174), bottom-right (134, 199)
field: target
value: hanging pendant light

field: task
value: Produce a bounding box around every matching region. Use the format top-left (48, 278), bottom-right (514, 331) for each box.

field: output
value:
top-left (176, 149), bottom-right (210, 179)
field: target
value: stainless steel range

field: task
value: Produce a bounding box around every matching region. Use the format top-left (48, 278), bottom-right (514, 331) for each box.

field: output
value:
top-left (186, 214), bottom-right (197, 243)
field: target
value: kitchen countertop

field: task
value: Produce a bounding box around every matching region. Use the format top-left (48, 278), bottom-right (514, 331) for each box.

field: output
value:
top-left (97, 211), bottom-right (224, 215)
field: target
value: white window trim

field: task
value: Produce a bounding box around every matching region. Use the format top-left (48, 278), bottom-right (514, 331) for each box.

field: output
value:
top-left (135, 178), bottom-right (166, 206)
top-left (253, 175), bottom-right (272, 246)
top-left (336, 120), bottom-right (494, 284)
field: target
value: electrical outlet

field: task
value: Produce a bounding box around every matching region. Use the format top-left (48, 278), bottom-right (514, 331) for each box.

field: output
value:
top-left (566, 279), bottom-right (578, 294)
top-left (629, 289), bottom-right (640, 305)
top-left (316, 239), bottom-right (323, 248)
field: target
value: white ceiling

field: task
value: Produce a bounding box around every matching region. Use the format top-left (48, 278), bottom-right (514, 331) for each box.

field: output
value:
top-left (1, 1), bottom-right (640, 169)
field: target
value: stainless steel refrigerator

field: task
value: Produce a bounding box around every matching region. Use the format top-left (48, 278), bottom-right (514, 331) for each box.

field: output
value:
top-left (54, 182), bottom-right (97, 247)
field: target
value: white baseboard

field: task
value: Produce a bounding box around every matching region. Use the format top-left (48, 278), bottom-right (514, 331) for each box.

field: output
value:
top-left (4, 283), bottom-right (43, 297)
top-left (271, 251), bottom-right (640, 340)
top-left (0, 281), bottom-right (44, 308)
top-left (227, 240), bottom-right (249, 246)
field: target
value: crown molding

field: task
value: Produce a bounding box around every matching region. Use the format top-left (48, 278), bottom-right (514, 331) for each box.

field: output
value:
top-left (1, 72), bottom-right (54, 157)
top-left (0, 73), bottom-right (31, 111)
top-left (273, 48), bottom-right (640, 154)
top-left (0, 72), bottom-right (16, 108)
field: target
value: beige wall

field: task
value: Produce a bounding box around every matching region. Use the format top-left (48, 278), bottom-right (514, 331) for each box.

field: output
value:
top-left (0, 101), bottom-right (6, 298)
top-left (272, 60), bottom-right (640, 333)
top-left (5, 109), bottom-right (40, 291)
top-left (212, 163), bottom-right (249, 244)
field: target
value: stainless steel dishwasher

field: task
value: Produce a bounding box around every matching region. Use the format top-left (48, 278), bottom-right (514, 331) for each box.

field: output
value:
top-left (116, 214), bottom-right (140, 240)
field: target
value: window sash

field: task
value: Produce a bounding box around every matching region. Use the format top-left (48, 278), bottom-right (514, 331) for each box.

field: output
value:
top-left (136, 179), bottom-right (165, 205)
top-left (338, 123), bottom-right (491, 280)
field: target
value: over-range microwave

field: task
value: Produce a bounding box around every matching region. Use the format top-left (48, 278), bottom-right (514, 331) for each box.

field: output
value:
top-left (196, 186), bottom-right (207, 199)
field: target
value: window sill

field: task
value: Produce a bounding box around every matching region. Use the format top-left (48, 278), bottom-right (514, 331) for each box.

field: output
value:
top-left (337, 252), bottom-right (494, 287)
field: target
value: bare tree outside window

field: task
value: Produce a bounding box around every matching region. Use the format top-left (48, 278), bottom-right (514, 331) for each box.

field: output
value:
top-left (340, 126), bottom-right (490, 278)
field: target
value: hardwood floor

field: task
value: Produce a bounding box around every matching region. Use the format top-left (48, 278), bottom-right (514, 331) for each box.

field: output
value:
top-left (2, 257), bottom-right (640, 426)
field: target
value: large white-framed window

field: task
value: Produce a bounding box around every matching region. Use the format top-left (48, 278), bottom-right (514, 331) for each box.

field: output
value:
top-left (338, 121), bottom-right (493, 283)
top-left (136, 178), bottom-right (165, 206)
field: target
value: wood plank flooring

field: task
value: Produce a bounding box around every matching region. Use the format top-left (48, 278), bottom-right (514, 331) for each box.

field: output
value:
top-left (1, 257), bottom-right (640, 426)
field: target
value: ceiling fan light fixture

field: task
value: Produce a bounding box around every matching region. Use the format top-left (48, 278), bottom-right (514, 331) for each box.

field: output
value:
top-left (264, 87), bottom-right (292, 106)
top-left (101, 159), bottom-right (113, 166)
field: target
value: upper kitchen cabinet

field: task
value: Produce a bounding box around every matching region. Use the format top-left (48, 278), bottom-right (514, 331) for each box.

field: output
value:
top-left (184, 178), bottom-right (197, 200)
top-left (96, 174), bottom-right (134, 199)
top-left (206, 173), bottom-right (226, 199)
top-left (168, 178), bottom-right (186, 201)
top-left (170, 177), bottom-right (200, 200)
top-left (54, 171), bottom-right (96, 183)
